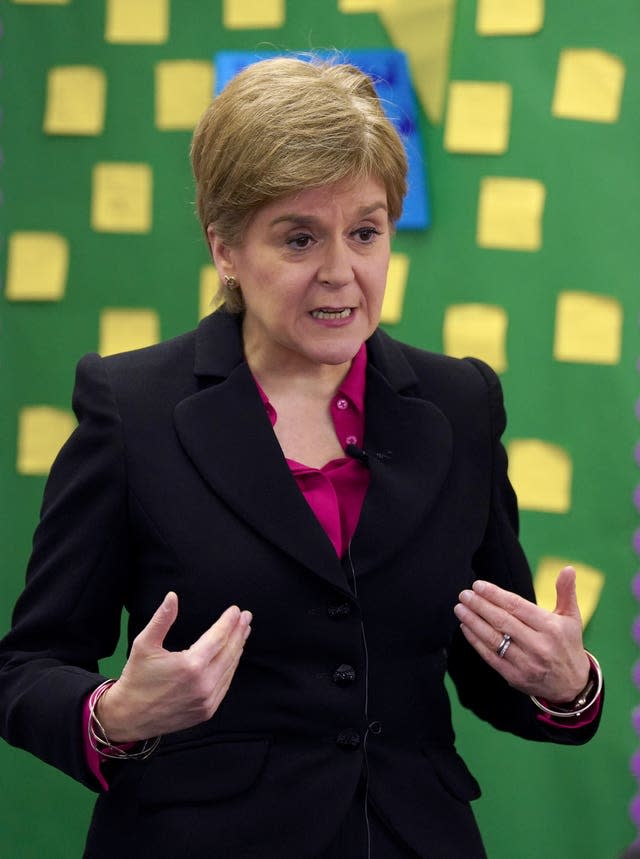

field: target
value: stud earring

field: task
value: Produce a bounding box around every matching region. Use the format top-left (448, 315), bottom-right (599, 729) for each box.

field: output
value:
top-left (224, 275), bottom-right (238, 289)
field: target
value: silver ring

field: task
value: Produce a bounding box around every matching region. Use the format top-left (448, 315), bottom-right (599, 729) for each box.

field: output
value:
top-left (496, 633), bottom-right (512, 658)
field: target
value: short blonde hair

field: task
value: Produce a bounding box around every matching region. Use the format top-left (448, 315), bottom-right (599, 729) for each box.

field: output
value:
top-left (191, 56), bottom-right (408, 312)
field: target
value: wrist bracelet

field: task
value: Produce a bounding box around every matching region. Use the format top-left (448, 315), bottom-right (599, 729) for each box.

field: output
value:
top-left (530, 650), bottom-right (603, 718)
top-left (88, 680), bottom-right (161, 760)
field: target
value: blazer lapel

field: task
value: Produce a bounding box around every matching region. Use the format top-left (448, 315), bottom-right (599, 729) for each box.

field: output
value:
top-left (175, 313), bottom-right (452, 591)
top-left (350, 334), bottom-right (453, 575)
top-left (174, 313), bottom-right (348, 592)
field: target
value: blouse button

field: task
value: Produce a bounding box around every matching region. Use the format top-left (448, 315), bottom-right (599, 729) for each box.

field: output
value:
top-left (336, 398), bottom-right (349, 411)
top-left (345, 435), bottom-right (357, 446)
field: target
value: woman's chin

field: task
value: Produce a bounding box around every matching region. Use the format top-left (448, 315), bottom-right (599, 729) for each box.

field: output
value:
top-left (301, 336), bottom-right (365, 368)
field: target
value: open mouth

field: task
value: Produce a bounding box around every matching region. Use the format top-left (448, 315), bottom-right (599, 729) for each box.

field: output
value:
top-left (310, 308), bottom-right (353, 320)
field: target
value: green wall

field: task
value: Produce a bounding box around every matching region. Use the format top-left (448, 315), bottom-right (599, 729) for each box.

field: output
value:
top-left (1, 1), bottom-right (638, 856)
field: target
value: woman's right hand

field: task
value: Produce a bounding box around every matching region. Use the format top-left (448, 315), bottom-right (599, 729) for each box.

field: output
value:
top-left (95, 592), bottom-right (252, 742)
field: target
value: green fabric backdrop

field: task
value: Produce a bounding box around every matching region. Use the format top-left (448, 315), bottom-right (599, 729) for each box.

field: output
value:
top-left (1, 1), bottom-right (638, 856)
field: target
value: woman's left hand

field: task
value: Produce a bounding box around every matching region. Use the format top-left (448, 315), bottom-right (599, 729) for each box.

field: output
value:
top-left (453, 565), bottom-right (590, 703)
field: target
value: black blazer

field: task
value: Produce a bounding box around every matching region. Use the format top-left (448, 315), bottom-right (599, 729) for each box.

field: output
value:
top-left (0, 311), bottom-right (600, 858)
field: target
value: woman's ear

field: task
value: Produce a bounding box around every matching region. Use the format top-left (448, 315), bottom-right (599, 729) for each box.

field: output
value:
top-left (206, 225), bottom-right (234, 278)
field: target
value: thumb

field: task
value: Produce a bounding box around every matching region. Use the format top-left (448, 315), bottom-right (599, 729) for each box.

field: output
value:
top-left (137, 591), bottom-right (179, 650)
top-left (553, 566), bottom-right (582, 620)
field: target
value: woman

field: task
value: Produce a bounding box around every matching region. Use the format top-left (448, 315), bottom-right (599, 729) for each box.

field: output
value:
top-left (0, 58), bottom-right (602, 858)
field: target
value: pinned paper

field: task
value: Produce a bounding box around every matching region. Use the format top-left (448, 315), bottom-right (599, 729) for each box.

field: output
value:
top-left (43, 66), bottom-right (106, 136)
top-left (476, 0), bottom-right (544, 35)
top-left (444, 81), bottom-right (511, 154)
top-left (380, 253), bottom-right (410, 325)
top-left (223, 0), bottom-right (284, 29)
top-left (477, 177), bottom-right (546, 251)
top-left (507, 439), bottom-right (572, 513)
top-left (17, 407), bottom-right (76, 475)
top-left (91, 163), bottom-right (153, 233)
top-left (554, 291), bottom-right (622, 365)
top-left (99, 309), bottom-right (160, 356)
top-left (552, 49), bottom-right (625, 123)
top-left (339, 0), bottom-right (381, 10)
top-left (199, 265), bottom-right (224, 319)
top-left (105, 0), bottom-right (169, 44)
top-left (443, 304), bottom-right (507, 372)
top-left (534, 557), bottom-right (605, 628)
top-left (378, 0), bottom-right (456, 125)
top-left (5, 232), bottom-right (69, 301)
top-left (155, 61), bottom-right (214, 131)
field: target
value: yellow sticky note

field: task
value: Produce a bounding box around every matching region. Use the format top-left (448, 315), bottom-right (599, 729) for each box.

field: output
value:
top-left (5, 232), bottom-right (69, 301)
top-left (223, 0), bottom-right (284, 29)
top-left (199, 265), bottom-right (224, 320)
top-left (17, 407), bottom-right (76, 475)
top-left (155, 61), bottom-right (214, 131)
top-left (99, 309), bottom-right (160, 357)
top-left (91, 163), bottom-right (153, 233)
top-left (378, 0), bottom-right (456, 125)
top-left (552, 49), bottom-right (625, 123)
top-left (476, 0), bottom-right (544, 35)
top-left (443, 304), bottom-right (507, 373)
top-left (507, 439), bottom-right (572, 513)
top-left (444, 81), bottom-right (511, 154)
top-left (534, 557), bottom-right (605, 628)
top-left (477, 177), bottom-right (545, 251)
top-left (43, 66), bottom-right (106, 136)
top-left (380, 253), bottom-right (409, 325)
top-left (105, 0), bottom-right (169, 44)
top-left (338, 0), bottom-right (381, 11)
top-left (554, 291), bottom-right (622, 365)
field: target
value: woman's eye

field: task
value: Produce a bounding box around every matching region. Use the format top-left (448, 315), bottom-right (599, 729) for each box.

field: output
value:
top-left (354, 228), bottom-right (380, 242)
top-left (287, 234), bottom-right (313, 249)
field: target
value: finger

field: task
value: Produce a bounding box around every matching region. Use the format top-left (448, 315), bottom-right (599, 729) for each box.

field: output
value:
top-left (457, 622), bottom-right (519, 685)
top-left (189, 605), bottom-right (245, 660)
top-left (554, 566), bottom-right (582, 621)
top-left (454, 598), bottom-right (526, 655)
top-left (208, 616), bottom-right (252, 675)
top-left (136, 591), bottom-right (179, 650)
top-left (213, 632), bottom-right (247, 688)
top-left (202, 622), bottom-right (252, 708)
top-left (458, 586), bottom-right (534, 642)
top-left (470, 580), bottom-right (547, 632)
top-left (205, 658), bottom-right (242, 714)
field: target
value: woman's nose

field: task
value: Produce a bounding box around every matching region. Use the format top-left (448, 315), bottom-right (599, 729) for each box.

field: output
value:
top-left (317, 240), bottom-right (354, 287)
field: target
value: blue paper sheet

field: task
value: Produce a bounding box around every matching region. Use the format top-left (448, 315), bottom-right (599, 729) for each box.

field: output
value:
top-left (214, 49), bottom-right (430, 230)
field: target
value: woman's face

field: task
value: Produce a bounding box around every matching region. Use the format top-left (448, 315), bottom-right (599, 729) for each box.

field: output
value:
top-left (208, 177), bottom-right (391, 373)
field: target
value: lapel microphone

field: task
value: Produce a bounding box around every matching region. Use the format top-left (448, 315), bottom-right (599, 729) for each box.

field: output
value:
top-left (345, 444), bottom-right (394, 467)
top-left (345, 443), bottom-right (369, 466)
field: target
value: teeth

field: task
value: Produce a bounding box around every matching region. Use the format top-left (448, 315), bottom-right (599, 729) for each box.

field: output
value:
top-left (310, 308), bottom-right (352, 320)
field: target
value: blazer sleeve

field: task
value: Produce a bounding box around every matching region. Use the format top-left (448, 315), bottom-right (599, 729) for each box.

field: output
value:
top-left (0, 353), bottom-right (132, 789)
top-left (446, 357), bottom-right (602, 745)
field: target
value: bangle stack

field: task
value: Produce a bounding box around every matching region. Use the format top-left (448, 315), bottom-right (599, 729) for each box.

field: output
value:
top-left (530, 650), bottom-right (603, 719)
top-left (87, 680), bottom-right (161, 760)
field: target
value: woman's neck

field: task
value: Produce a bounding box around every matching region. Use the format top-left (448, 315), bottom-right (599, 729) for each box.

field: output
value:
top-left (244, 342), bottom-right (352, 403)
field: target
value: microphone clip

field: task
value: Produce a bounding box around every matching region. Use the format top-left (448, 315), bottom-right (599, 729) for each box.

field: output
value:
top-left (345, 443), bottom-right (369, 466)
